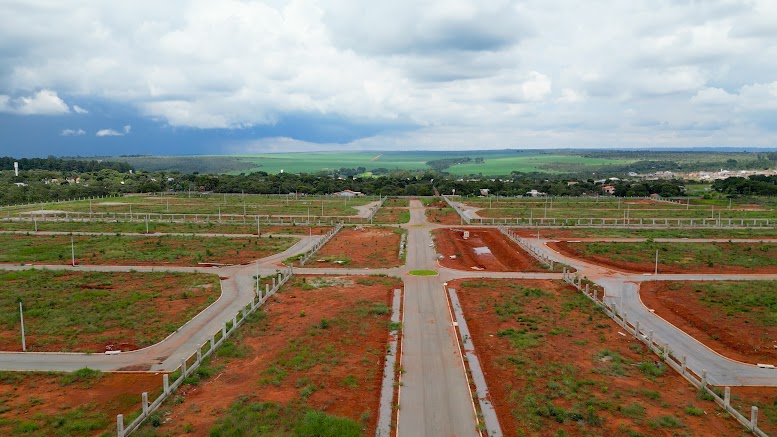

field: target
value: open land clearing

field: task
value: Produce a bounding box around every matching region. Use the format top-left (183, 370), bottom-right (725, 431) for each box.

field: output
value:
top-left (0, 234), bottom-right (297, 266)
top-left (6, 193), bottom-right (377, 218)
top-left (306, 227), bottom-right (404, 268)
top-left (640, 281), bottom-right (777, 363)
top-left (0, 371), bottom-right (162, 436)
top-left (433, 227), bottom-right (546, 272)
top-left (0, 220), bottom-right (331, 236)
top-left (133, 275), bottom-right (400, 436)
top-left (0, 270), bottom-right (219, 352)
top-left (511, 227), bottom-right (777, 239)
top-left (425, 199), bottom-right (461, 224)
top-left (550, 241), bottom-right (777, 274)
top-left (452, 278), bottom-right (760, 436)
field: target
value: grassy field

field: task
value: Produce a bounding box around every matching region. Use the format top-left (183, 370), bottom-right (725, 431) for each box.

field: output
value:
top-left (0, 270), bottom-right (219, 352)
top-left (0, 220), bottom-right (331, 235)
top-left (0, 234), bottom-right (296, 265)
top-left (116, 151), bottom-right (635, 176)
top-left (5, 193), bottom-right (375, 217)
top-left (556, 241), bottom-right (777, 272)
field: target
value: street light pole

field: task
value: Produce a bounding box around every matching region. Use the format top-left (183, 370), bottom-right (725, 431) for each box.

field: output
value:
top-left (20, 302), bottom-right (26, 352)
top-left (654, 249), bottom-right (659, 275)
top-left (71, 236), bottom-right (76, 267)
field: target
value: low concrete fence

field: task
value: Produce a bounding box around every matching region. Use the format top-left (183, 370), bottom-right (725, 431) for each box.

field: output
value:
top-left (116, 266), bottom-right (294, 436)
top-left (498, 226), bottom-right (556, 270)
top-left (298, 223), bottom-right (343, 266)
top-left (472, 216), bottom-right (775, 228)
top-left (442, 196), bottom-right (471, 224)
top-left (3, 212), bottom-right (377, 226)
top-left (398, 233), bottom-right (407, 260)
top-left (562, 269), bottom-right (769, 437)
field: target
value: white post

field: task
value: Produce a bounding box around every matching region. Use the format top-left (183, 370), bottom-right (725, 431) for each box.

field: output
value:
top-left (751, 406), bottom-right (759, 430)
top-left (117, 414), bottom-right (124, 436)
top-left (724, 387), bottom-right (731, 408)
top-left (654, 249), bottom-right (658, 275)
top-left (163, 374), bottom-right (170, 393)
top-left (19, 302), bottom-right (26, 352)
top-left (141, 392), bottom-right (149, 414)
top-left (71, 236), bottom-right (76, 266)
top-left (145, 215), bottom-right (149, 234)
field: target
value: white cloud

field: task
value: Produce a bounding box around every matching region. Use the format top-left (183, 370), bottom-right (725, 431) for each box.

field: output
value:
top-left (61, 128), bottom-right (86, 136)
top-left (691, 87), bottom-right (737, 105)
top-left (1, 0), bottom-right (777, 148)
top-left (96, 128), bottom-right (124, 137)
top-left (0, 89), bottom-right (70, 115)
top-left (123, 125), bottom-right (131, 134)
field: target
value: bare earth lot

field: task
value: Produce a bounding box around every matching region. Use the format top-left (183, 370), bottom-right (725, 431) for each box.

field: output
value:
top-left (425, 200), bottom-right (461, 224)
top-left (434, 228), bottom-right (545, 272)
top-left (309, 227), bottom-right (403, 268)
top-left (640, 281), bottom-right (777, 364)
top-left (0, 270), bottom-right (220, 352)
top-left (0, 371), bottom-right (162, 436)
top-left (136, 275), bottom-right (399, 436)
top-left (453, 278), bottom-right (748, 436)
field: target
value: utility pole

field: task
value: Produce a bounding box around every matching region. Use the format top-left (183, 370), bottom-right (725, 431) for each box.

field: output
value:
top-left (146, 215), bottom-right (149, 234)
top-left (257, 217), bottom-right (261, 237)
top-left (71, 236), bottom-right (76, 267)
top-left (654, 249), bottom-right (659, 275)
top-left (20, 302), bottom-right (26, 352)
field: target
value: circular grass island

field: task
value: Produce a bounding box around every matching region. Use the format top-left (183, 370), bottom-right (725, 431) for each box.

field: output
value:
top-left (408, 269), bottom-right (439, 276)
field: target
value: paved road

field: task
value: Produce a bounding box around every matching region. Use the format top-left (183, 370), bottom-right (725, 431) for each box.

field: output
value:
top-left (528, 237), bottom-right (777, 386)
top-left (397, 200), bottom-right (478, 437)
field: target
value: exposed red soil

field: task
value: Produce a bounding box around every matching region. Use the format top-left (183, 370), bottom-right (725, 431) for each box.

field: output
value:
top-left (727, 386), bottom-right (777, 435)
top-left (0, 271), bottom-right (218, 353)
top-left (452, 279), bottom-right (747, 436)
top-left (549, 241), bottom-right (777, 274)
top-left (310, 227), bottom-right (403, 268)
top-left (0, 372), bottom-right (162, 436)
top-left (640, 281), bottom-right (777, 363)
top-left (425, 201), bottom-right (462, 224)
top-left (433, 228), bottom-right (546, 272)
top-left (148, 275), bottom-right (399, 436)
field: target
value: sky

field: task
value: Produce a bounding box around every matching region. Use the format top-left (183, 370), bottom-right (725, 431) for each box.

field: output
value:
top-left (1, 0), bottom-right (776, 158)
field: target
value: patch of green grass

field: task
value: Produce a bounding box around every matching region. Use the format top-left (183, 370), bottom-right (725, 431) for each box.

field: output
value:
top-left (619, 402), bottom-right (646, 419)
top-left (684, 405), bottom-right (705, 416)
top-left (59, 368), bottom-right (103, 387)
top-left (408, 269), bottom-right (438, 276)
top-left (648, 415), bottom-right (683, 429)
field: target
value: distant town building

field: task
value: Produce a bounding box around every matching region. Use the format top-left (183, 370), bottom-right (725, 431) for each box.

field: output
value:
top-left (333, 189), bottom-right (363, 197)
top-left (602, 185), bottom-right (616, 195)
top-left (526, 189), bottom-right (546, 197)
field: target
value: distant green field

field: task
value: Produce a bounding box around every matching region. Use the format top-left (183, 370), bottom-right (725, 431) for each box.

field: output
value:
top-left (116, 151), bottom-right (636, 176)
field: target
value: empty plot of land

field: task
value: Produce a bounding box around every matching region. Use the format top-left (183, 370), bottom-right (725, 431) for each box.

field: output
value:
top-left (136, 274), bottom-right (400, 436)
top-left (0, 370), bottom-right (162, 436)
top-left (0, 270), bottom-right (219, 352)
top-left (452, 278), bottom-right (746, 436)
top-left (640, 281), bottom-right (777, 364)
top-left (308, 227), bottom-right (403, 268)
top-left (0, 234), bottom-right (297, 266)
top-left (0, 220), bottom-right (331, 236)
top-left (8, 194), bottom-right (376, 217)
top-left (425, 200), bottom-right (461, 224)
top-left (511, 228), bottom-right (777, 239)
top-left (433, 228), bottom-right (545, 272)
top-left (550, 241), bottom-right (777, 274)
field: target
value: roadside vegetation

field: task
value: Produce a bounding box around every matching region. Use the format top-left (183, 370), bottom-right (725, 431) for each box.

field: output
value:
top-left (0, 270), bottom-right (219, 352)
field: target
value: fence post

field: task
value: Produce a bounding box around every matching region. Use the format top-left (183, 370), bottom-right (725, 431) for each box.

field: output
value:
top-left (634, 321), bottom-right (640, 338)
top-left (142, 392), bottom-right (149, 415)
top-left (701, 369), bottom-right (707, 387)
top-left (647, 330), bottom-right (653, 347)
top-left (681, 356), bottom-right (687, 375)
top-left (163, 374), bottom-right (170, 394)
top-left (724, 387), bottom-right (731, 408)
top-left (181, 359), bottom-right (187, 378)
top-left (265, 283), bottom-right (269, 298)
top-left (117, 414), bottom-right (124, 437)
top-left (751, 406), bottom-right (759, 430)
